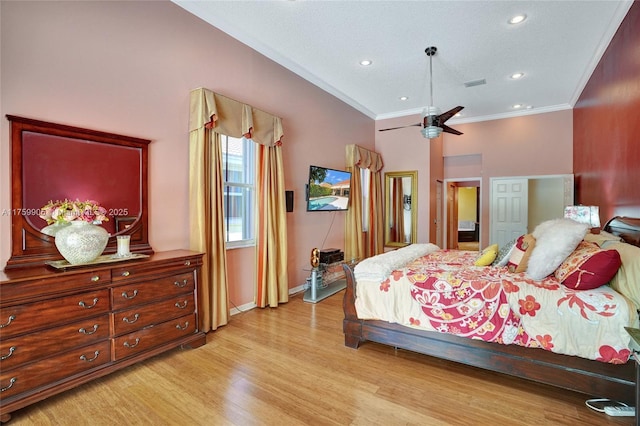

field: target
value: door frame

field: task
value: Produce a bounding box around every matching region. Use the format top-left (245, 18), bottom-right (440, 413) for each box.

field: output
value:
top-left (442, 177), bottom-right (482, 250)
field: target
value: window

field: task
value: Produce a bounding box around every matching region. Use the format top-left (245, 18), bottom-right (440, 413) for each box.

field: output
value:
top-left (221, 135), bottom-right (256, 247)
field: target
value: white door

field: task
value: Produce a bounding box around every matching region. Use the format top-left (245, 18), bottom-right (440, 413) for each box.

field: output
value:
top-left (491, 178), bottom-right (528, 247)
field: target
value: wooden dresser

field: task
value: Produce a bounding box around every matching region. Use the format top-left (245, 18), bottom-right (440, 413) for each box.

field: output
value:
top-left (0, 250), bottom-right (206, 422)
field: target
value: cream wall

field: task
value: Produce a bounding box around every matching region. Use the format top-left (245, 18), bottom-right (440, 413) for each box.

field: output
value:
top-left (375, 115), bottom-right (432, 243)
top-left (378, 109), bottom-right (573, 246)
top-left (0, 1), bottom-right (374, 306)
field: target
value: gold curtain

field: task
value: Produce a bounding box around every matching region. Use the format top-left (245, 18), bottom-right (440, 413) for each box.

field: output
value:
top-left (256, 143), bottom-right (289, 307)
top-left (189, 88), bottom-right (288, 331)
top-left (189, 126), bottom-right (229, 332)
top-left (345, 144), bottom-right (384, 261)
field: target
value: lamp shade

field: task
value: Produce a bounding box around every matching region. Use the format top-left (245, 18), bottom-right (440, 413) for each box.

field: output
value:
top-left (421, 126), bottom-right (442, 139)
top-left (563, 205), bottom-right (601, 228)
top-left (421, 107), bottom-right (442, 139)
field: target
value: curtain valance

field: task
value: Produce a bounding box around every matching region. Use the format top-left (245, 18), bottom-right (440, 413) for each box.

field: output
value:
top-left (346, 144), bottom-right (383, 172)
top-left (189, 87), bottom-right (284, 147)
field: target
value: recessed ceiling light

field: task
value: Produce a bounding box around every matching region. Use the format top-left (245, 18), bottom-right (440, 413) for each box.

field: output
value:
top-left (513, 104), bottom-right (523, 109)
top-left (526, 105), bottom-right (533, 110)
top-left (454, 113), bottom-right (462, 117)
top-left (510, 72), bottom-right (525, 79)
top-left (509, 14), bottom-right (527, 25)
top-left (399, 96), bottom-right (408, 101)
top-left (359, 59), bottom-right (372, 66)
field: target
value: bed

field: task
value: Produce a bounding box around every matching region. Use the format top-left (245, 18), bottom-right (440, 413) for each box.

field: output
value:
top-left (342, 216), bottom-right (640, 404)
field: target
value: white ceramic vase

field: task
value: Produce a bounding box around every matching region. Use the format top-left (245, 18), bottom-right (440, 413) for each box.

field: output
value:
top-left (54, 221), bottom-right (109, 264)
top-left (41, 222), bottom-right (70, 237)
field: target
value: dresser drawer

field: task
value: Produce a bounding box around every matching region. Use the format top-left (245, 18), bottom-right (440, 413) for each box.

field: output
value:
top-left (112, 313), bottom-right (196, 361)
top-left (0, 315), bottom-right (110, 371)
top-left (0, 270), bottom-right (111, 305)
top-left (0, 290), bottom-right (110, 339)
top-left (111, 272), bottom-right (195, 310)
top-left (0, 340), bottom-right (111, 401)
top-left (111, 294), bottom-right (195, 336)
top-left (111, 257), bottom-right (200, 283)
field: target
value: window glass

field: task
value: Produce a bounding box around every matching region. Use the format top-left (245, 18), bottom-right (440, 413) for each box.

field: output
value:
top-left (221, 135), bottom-right (255, 247)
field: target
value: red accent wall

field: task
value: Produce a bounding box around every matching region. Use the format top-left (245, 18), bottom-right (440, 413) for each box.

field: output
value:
top-left (574, 2), bottom-right (640, 222)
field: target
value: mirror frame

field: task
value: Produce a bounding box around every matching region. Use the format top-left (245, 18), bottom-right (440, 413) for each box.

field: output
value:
top-left (5, 115), bottom-right (153, 269)
top-left (384, 170), bottom-right (418, 247)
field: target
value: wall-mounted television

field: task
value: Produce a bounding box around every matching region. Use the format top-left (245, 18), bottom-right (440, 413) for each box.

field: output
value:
top-left (306, 165), bottom-right (351, 211)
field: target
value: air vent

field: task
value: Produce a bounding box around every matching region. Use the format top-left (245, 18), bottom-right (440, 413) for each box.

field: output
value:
top-left (464, 79), bottom-right (486, 88)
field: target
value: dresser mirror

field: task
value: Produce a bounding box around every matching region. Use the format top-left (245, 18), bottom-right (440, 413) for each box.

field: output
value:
top-left (385, 170), bottom-right (418, 247)
top-left (5, 115), bottom-right (152, 269)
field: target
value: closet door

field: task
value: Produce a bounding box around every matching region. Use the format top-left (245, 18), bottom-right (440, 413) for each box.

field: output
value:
top-left (491, 178), bottom-right (528, 247)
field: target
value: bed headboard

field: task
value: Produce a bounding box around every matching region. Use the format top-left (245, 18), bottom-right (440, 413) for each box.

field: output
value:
top-left (603, 216), bottom-right (640, 247)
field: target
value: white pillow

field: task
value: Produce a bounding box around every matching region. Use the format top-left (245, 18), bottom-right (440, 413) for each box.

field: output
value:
top-left (526, 218), bottom-right (588, 281)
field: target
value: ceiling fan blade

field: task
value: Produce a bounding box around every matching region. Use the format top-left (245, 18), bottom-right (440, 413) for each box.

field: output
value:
top-left (438, 106), bottom-right (465, 124)
top-left (378, 123), bottom-right (421, 132)
top-left (441, 123), bottom-right (463, 136)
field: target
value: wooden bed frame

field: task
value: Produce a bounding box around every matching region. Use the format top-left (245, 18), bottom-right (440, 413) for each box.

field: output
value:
top-left (342, 216), bottom-right (640, 404)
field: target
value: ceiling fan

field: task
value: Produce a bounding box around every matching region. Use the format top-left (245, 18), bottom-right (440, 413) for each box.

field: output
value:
top-left (379, 46), bottom-right (464, 138)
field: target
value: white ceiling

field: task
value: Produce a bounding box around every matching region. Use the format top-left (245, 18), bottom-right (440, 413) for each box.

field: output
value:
top-left (173, 0), bottom-right (633, 125)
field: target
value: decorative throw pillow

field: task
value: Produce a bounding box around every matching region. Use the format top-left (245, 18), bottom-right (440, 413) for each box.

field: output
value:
top-left (604, 241), bottom-right (640, 310)
top-left (506, 234), bottom-right (536, 273)
top-left (492, 238), bottom-right (516, 267)
top-left (554, 241), bottom-right (622, 290)
top-left (475, 243), bottom-right (498, 266)
top-left (526, 218), bottom-right (588, 281)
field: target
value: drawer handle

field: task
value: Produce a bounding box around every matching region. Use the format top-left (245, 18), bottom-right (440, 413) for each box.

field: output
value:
top-left (121, 271), bottom-right (130, 277)
top-left (79, 298), bottom-right (99, 309)
top-left (80, 350), bottom-right (100, 362)
top-left (175, 300), bottom-right (188, 309)
top-left (174, 279), bottom-right (188, 288)
top-left (1, 377), bottom-right (17, 393)
top-left (176, 321), bottom-right (190, 331)
top-left (79, 325), bottom-right (99, 335)
top-left (124, 338), bottom-right (140, 348)
top-left (123, 314), bottom-right (140, 324)
top-left (0, 315), bottom-right (15, 329)
top-left (1, 346), bottom-right (16, 361)
top-left (121, 290), bottom-right (138, 300)
top-left (91, 275), bottom-right (100, 282)
top-left (184, 260), bottom-right (191, 266)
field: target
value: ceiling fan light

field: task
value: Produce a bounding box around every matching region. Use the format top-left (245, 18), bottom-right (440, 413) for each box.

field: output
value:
top-left (421, 126), bottom-right (442, 139)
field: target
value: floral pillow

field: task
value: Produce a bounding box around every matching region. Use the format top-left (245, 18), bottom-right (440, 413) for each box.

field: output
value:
top-left (506, 234), bottom-right (536, 273)
top-left (554, 241), bottom-right (622, 290)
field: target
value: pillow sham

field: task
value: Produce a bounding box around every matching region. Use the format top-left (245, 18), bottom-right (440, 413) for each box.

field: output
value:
top-left (584, 230), bottom-right (623, 247)
top-left (475, 243), bottom-right (498, 266)
top-left (492, 238), bottom-right (516, 267)
top-left (604, 241), bottom-right (640, 310)
top-left (554, 241), bottom-right (622, 290)
top-left (507, 234), bottom-right (536, 273)
top-left (526, 218), bottom-right (588, 281)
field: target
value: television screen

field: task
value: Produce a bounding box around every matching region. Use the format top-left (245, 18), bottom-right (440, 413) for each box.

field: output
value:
top-left (306, 165), bottom-right (351, 211)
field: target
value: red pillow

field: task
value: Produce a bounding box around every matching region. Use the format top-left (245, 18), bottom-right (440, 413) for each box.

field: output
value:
top-left (554, 241), bottom-right (622, 290)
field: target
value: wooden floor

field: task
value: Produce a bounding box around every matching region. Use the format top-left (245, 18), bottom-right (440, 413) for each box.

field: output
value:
top-left (8, 290), bottom-right (635, 425)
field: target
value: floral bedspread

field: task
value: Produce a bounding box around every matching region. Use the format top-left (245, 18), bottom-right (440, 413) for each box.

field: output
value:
top-left (354, 250), bottom-right (638, 363)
